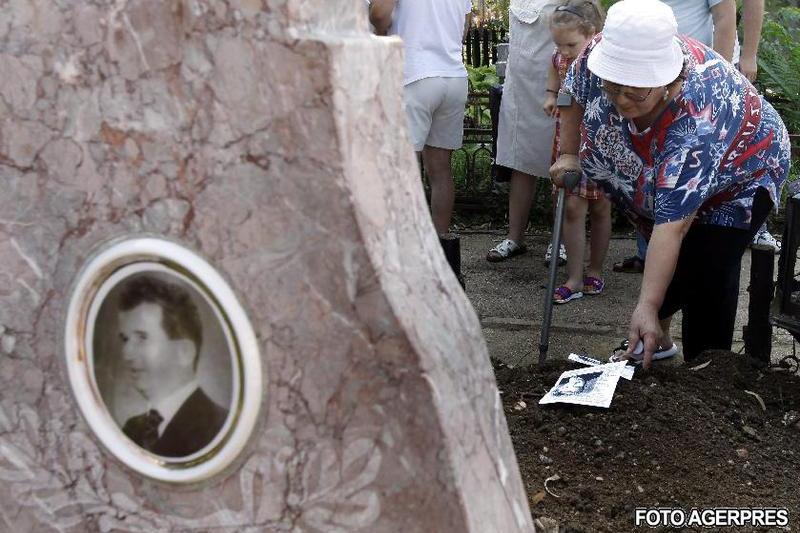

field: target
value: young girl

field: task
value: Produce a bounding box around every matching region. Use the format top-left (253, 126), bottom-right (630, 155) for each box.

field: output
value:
top-left (543, 0), bottom-right (610, 304)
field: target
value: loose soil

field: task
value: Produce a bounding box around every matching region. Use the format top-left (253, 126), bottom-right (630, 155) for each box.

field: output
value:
top-left (496, 351), bottom-right (800, 532)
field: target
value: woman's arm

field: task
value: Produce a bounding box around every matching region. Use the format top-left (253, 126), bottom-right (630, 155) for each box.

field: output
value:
top-left (558, 99), bottom-right (582, 156)
top-left (549, 100), bottom-right (584, 186)
top-left (629, 214), bottom-right (695, 368)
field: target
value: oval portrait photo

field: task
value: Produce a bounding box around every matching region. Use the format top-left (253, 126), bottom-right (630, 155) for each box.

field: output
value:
top-left (92, 268), bottom-right (235, 458)
top-left (66, 238), bottom-right (262, 482)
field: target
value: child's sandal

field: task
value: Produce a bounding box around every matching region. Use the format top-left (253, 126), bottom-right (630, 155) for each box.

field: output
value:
top-left (553, 285), bottom-right (583, 304)
top-left (583, 276), bottom-right (605, 295)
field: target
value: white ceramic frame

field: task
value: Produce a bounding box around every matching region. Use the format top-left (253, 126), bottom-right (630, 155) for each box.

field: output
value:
top-left (65, 237), bottom-right (263, 483)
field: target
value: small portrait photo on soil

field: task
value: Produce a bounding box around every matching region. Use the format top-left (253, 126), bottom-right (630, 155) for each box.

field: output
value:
top-left (540, 364), bottom-right (627, 408)
top-left (92, 270), bottom-right (234, 459)
top-left (553, 372), bottom-right (601, 396)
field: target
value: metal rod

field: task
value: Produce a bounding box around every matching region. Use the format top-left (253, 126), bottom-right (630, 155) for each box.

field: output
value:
top-left (539, 171), bottom-right (580, 365)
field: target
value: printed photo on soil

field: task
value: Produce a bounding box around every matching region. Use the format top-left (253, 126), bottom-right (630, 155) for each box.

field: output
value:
top-left (568, 352), bottom-right (634, 380)
top-left (555, 372), bottom-right (601, 396)
top-left (539, 363), bottom-right (627, 408)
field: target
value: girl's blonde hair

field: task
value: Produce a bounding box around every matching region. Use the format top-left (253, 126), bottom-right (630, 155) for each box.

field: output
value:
top-left (550, 0), bottom-right (605, 37)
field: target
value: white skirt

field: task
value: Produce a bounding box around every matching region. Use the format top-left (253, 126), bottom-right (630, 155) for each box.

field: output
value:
top-left (496, 0), bottom-right (559, 179)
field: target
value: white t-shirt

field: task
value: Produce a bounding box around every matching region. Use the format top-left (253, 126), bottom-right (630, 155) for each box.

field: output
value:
top-left (664, 0), bottom-right (740, 63)
top-left (367, 0), bottom-right (472, 85)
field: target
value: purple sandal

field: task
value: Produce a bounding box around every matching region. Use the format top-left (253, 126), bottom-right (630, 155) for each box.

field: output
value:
top-left (553, 285), bottom-right (584, 304)
top-left (583, 276), bottom-right (605, 295)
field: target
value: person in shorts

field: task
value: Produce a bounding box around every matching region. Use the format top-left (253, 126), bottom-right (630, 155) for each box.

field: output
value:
top-left (369, 0), bottom-right (472, 236)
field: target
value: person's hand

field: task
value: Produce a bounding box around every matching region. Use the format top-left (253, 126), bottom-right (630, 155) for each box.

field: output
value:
top-left (549, 153), bottom-right (580, 188)
top-left (626, 302), bottom-right (663, 370)
top-left (543, 94), bottom-right (557, 117)
top-left (738, 54), bottom-right (758, 82)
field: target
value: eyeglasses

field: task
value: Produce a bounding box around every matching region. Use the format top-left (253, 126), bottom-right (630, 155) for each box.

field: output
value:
top-left (600, 81), bottom-right (654, 102)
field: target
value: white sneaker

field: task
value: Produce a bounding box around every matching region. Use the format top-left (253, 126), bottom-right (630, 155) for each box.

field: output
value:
top-left (544, 243), bottom-right (567, 266)
top-left (609, 340), bottom-right (679, 363)
top-left (751, 229), bottom-right (781, 254)
top-left (486, 238), bottom-right (527, 262)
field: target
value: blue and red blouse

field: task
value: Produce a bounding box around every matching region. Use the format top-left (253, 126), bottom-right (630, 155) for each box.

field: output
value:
top-left (564, 35), bottom-right (791, 238)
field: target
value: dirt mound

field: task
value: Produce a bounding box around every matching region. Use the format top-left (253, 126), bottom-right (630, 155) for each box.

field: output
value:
top-left (496, 351), bottom-right (800, 532)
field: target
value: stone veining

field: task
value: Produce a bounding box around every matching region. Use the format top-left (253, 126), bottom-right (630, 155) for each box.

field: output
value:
top-left (0, 1), bottom-right (534, 531)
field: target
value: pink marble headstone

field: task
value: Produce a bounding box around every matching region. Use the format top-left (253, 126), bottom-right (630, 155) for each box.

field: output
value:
top-left (0, 1), bottom-right (534, 531)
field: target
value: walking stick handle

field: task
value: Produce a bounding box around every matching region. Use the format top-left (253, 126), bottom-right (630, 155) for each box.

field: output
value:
top-left (562, 170), bottom-right (580, 191)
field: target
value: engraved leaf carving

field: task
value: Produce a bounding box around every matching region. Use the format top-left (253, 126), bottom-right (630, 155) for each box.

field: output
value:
top-left (0, 400), bottom-right (382, 532)
top-left (239, 426), bottom-right (296, 524)
top-left (298, 438), bottom-right (382, 532)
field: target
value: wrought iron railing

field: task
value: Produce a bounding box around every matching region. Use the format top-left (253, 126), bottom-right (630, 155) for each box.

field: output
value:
top-left (453, 91), bottom-right (495, 204)
top-left (417, 91), bottom-right (502, 213)
top-left (463, 26), bottom-right (507, 68)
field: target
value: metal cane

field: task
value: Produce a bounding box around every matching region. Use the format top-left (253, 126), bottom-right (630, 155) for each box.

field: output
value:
top-left (539, 170), bottom-right (581, 365)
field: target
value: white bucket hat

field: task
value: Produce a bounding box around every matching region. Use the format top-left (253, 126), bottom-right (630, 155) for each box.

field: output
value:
top-left (587, 0), bottom-right (684, 88)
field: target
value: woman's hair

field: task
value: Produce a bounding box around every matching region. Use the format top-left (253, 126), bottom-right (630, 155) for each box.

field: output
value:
top-left (550, 0), bottom-right (605, 37)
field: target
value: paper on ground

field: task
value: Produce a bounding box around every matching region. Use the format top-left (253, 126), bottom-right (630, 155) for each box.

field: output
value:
top-left (539, 361), bottom-right (629, 408)
top-left (568, 352), bottom-right (635, 380)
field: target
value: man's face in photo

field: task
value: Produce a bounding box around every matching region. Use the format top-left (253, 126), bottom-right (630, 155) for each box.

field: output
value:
top-left (118, 302), bottom-right (184, 401)
top-left (558, 376), bottom-right (585, 395)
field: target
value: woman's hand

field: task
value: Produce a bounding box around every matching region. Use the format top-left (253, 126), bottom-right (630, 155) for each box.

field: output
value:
top-left (626, 302), bottom-right (663, 370)
top-left (549, 153), bottom-right (580, 188)
top-left (625, 217), bottom-right (694, 369)
top-left (543, 94), bottom-right (557, 117)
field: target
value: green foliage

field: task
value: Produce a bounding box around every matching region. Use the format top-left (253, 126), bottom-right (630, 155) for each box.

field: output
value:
top-left (465, 65), bottom-right (499, 127)
top-left (766, 1), bottom-right (800, 10)
top-left (780, 165), bottom-right (800, 204)
top-left (466, 64), bottom-right (500, 92)
top-left (451, 143), bottom-right (493, 188)
top-left (478, 0), bottom-right (511, 27)
top-left (755, 7), bottom-right (800, 133)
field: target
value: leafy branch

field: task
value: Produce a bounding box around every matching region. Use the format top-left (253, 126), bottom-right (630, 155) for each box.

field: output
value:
top-left (756, 7), bottom-right (800, 133)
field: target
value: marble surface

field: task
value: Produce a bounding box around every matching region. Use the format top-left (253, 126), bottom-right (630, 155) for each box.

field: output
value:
top-left (0, 1), bottom-right (534, 531)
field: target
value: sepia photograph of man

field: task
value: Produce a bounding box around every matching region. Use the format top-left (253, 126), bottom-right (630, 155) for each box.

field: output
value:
top-left (112, 276), bottom-right (229, 457)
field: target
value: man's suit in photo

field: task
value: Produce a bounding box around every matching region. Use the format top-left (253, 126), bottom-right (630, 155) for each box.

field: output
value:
top-left (123, 388), bottom-right (228, 457)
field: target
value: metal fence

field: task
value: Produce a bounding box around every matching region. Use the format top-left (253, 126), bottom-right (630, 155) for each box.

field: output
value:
top-left (463, 26), bottom-right (507, 67)
top-left (453, 91), bottom-right (495, 207)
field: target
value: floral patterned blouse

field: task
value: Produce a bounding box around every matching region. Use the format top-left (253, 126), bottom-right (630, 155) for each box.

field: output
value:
top-left (565, 34), bottom-right (791, 238)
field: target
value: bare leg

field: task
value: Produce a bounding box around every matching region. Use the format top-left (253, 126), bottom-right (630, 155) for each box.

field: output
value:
top-left (507, 170), bottom-right (537, 244)
top-left (586, 196), bottom-right (612, 280)
top-left (560, 194), bottom-right (588, 293)
top-left (422, 146), bottom-right (455, 235)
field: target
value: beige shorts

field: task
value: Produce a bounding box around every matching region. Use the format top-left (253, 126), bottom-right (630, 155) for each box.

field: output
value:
top-left (403, 76), bottom-right (468, 152)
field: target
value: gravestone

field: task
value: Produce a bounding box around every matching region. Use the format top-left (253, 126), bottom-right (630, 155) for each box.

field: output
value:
top-left (0, 1), bottom-right (535, 531)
